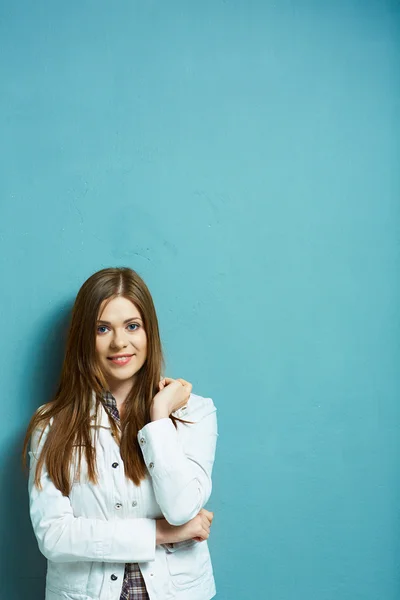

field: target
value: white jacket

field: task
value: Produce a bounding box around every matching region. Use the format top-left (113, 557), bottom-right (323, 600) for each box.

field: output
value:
top-left (28, 392), bottom-right (218, 600)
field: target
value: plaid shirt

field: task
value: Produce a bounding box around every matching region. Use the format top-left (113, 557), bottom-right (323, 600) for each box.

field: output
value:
top-left (101, 391), bottom-right (150, 600)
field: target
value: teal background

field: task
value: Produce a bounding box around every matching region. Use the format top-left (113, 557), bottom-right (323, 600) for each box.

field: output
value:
top-left (1, 1), bottom-right (399, 598)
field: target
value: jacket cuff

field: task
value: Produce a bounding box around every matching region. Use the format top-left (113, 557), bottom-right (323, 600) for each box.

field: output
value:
top-left (138, 418), bottom-right (184, 477)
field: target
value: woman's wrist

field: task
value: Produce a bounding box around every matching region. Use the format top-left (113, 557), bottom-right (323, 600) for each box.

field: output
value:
top-left (150, 401), bottom-right (170, 422)
top-left (155, 520), bottom-right (166, 545)
top-left (156, 519), bottom-right (178, 545)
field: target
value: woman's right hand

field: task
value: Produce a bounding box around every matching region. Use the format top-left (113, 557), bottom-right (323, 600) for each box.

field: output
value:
top-left (156, 508), bottom-right (214, 545)
top-left (151, 377), bottom-right (192, 421)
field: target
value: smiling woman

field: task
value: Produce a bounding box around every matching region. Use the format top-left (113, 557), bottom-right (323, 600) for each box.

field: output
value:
top-left (22, 267), bottom-right (218, 600)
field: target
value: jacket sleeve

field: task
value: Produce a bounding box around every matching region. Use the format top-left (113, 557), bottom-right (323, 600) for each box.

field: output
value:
top-left (28, 424), bottom-right (156, 564)
top-left (137, 396), bottom-right (218, 526)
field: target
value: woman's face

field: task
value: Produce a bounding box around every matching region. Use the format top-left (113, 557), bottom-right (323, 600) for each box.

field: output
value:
top-left (95, 296), bottom-right (147, 387)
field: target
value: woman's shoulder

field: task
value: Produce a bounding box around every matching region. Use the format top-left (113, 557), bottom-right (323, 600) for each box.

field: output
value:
top-left (172, 392), bottom-right (217, 422)
top-left (31, 401), bottom-right (56, 434)
top-left (29, 403), bottom-right (54, 454)
top-left (34, 403), bottom-right (54, 425)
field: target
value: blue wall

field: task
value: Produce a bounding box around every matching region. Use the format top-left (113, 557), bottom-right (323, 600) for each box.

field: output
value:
top-left (1, 1), bottom-right (399, 598)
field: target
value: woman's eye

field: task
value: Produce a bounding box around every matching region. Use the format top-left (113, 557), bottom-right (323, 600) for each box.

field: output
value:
top-left (127, 323), bottom-right (139, 331)
top-left (97, 326), bottom-right (109, 334)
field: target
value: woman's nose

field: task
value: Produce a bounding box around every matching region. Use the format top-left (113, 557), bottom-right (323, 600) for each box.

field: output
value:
top-left (111, 329), bottom-right (128, 348)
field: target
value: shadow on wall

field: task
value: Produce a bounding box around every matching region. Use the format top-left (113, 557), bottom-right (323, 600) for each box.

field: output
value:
top-left (0, 303), bottom-right (73, 599)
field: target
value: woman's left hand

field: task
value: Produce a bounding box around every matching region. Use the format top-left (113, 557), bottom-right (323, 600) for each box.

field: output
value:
top-left (151, 377), bottom-right (192, 421)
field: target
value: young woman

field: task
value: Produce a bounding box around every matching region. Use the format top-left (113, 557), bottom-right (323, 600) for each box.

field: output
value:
top-left (24, 267), bottom-right (218, 600)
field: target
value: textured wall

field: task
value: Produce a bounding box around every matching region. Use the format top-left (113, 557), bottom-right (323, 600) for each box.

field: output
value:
top-left (0, 1), bottom-right (399, 598)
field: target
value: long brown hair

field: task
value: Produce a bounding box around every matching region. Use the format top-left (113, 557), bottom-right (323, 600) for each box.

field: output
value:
top-left (23, 267), bottom-right (166, 495)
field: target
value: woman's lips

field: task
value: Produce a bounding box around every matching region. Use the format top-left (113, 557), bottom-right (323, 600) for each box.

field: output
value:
top-left (107, 355), bottom-right (134, 366)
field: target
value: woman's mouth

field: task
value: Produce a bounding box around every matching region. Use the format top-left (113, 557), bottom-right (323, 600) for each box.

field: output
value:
top-left (107, 355), bottom-right (134, 366)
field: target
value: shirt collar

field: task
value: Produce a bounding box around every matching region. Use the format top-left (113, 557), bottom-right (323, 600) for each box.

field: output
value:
top-left (101, 390), bottom-right (120, 423)
top-left (101, 389), bottom-right (116, 411)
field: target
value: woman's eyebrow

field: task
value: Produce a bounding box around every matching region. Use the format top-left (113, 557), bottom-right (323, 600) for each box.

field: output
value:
top-left (97, 317), bottom-right (143, 325)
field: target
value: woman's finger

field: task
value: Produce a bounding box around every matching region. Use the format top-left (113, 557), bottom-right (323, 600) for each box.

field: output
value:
top-left (176, 379), bottom-right (192, 399)
top-left (200, 509), bottom-right (214, 522)
top-left (201, 515), bottom-right (212, 530)
top-left (201, 524), bottom-right (210, 538)
top-left (204, 520), bottom-right (211, 533)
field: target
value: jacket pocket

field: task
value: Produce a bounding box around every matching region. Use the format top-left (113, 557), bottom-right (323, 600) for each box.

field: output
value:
top-left (46, 588), bottom-right (95, 600)
top-left (165, 540), bottom-right (210, 588)
top-left (46, 561), bottom-right (90, 594)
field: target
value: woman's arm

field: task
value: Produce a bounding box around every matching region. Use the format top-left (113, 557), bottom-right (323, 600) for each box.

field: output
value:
top-left (28, 426), bottom-right (156, 564)
top-left (137, 395), bottom-right (218, 526)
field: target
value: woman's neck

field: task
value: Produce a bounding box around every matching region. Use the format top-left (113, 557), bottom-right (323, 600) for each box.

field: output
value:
top-left (107, 377), bottom-right (136, 412)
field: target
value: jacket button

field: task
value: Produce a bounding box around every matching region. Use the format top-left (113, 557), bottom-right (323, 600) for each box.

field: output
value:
top-left (132, 500), bottom-right (137, 507)
top-left (149, 462), bottom-right (154, 469)
top-left (111, 574), bottom-right (118, 581)
top-left (112, 462), bottom-right (119, 468)
top-left (140, 437), bottom-right (146, 445)
top-left (115, 503), bottom-right (122, 509)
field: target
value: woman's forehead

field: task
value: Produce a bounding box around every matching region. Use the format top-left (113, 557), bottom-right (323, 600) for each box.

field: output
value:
top-left (98, 296), bottom-right (141, 321)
